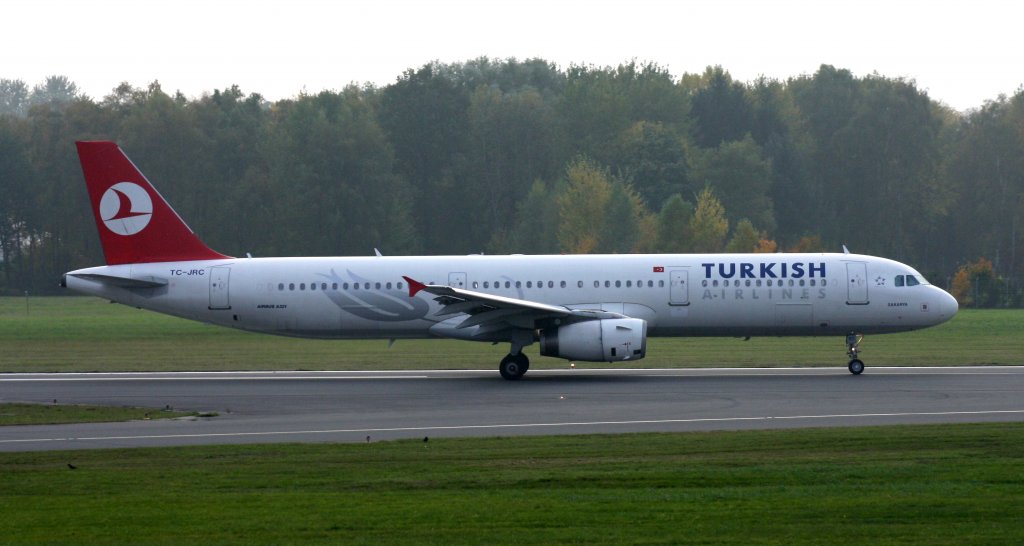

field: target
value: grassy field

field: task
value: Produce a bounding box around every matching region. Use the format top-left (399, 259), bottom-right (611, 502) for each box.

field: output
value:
top-left (0, 403), bottom-right (197, 426)
top-left (2, 296), bottom-right (1022, 372)
top-left (1, 423), bottom-right (1021, 544)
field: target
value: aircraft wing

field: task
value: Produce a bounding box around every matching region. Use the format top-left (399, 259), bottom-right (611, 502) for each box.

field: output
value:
top-left (403, 276), bottom-right (619, 330)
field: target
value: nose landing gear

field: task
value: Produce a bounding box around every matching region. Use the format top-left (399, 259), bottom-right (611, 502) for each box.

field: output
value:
top-left (846, 333), bottom-right (865, 375)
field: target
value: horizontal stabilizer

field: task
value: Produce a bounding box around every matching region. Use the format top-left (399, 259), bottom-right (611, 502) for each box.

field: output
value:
top-left (68, 273), bottom-right (168, 289)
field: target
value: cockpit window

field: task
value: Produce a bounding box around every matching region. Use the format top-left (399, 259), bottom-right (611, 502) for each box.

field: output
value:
top-left (895, 274), bottom-right (923, 287)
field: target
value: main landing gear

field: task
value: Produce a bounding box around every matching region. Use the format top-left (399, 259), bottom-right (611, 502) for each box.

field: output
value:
top-left (499, 353), bottom-right (529, 380)
top-left (499, 332), bottom-right (533, 380)
top-left (846, 333), bottom-right (865, 375)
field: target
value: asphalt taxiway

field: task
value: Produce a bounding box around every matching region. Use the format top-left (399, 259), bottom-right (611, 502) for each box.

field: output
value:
top-left (2, 367), bottom-right (1023, 451)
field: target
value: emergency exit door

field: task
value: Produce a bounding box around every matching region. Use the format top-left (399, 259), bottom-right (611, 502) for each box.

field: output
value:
top-left (448, 272), bottom-right (467, 289)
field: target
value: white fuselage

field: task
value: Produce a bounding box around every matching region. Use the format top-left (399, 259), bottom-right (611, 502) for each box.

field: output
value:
top-left (65, 252), bottom-right (957, 341)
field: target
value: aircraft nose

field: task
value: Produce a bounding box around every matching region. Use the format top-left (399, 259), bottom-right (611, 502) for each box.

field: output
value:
top-left (937, 287), bottom-right (958, 323)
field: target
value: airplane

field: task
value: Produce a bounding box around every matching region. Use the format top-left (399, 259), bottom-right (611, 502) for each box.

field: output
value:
top-left (62, 141), bottom-right (959, 379)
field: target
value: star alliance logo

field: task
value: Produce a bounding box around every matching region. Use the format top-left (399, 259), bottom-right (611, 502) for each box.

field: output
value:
top-left (99, 182), bottom-right (153, 236)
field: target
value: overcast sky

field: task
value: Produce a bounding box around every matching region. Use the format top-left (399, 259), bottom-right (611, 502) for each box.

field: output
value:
top-left (5, 0), bottom-right (1021, 111)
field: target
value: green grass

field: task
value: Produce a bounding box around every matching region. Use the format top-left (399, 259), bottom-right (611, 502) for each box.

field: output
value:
top-left (2, 296), bottom-right (1022, 372)
top-left (0, 403), bottom-right (197, 426)
top-left (1, 423), bottom-right (1022, 544)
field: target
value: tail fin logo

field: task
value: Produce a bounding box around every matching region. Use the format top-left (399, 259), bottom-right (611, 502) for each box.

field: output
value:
top-left (99, 182), bottom-right (153, 236)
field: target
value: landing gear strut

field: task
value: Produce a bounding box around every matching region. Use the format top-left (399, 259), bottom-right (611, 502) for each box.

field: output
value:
top-left (499, 353), bottom-right (529, 380)
top-left (846, 333), bottom-right (865, 375)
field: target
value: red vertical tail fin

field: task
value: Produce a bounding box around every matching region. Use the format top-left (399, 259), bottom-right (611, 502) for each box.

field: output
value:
top-left (76, 141), bottom-right (230, 265)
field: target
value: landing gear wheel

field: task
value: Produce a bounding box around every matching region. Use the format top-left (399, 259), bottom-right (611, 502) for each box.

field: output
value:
top-left (845, 333), bottom-right (865, 375)
top-left (499, 353), bottom-right (529, 380)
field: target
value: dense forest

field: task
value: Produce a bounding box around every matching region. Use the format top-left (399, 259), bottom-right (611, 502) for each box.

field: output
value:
top-left (1, 60), bottom-right (1022, 306)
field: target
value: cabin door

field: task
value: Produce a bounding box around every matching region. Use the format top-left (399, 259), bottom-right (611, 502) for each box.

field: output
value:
top-left (669, 269), bottom-right (690, 306)
top-left (209, 266), bottom-right (231, 310)
top-left (845, 262), bottom-right (868, 305)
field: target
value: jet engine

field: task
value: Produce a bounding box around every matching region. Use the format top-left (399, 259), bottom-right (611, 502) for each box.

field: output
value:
top-left (539, 318), bottom-right (647, 362)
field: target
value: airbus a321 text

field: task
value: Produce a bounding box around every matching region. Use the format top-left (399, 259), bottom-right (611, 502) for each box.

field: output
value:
top-left (63, 141), bottom-right (958, 379)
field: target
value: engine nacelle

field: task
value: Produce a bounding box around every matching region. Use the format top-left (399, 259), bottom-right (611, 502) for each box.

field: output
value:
top-left (539, 318), bottom-right (647, 362)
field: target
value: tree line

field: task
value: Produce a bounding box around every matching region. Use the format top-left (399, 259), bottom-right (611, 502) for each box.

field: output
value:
top-left (1, 60), bottom-right (1022, 306)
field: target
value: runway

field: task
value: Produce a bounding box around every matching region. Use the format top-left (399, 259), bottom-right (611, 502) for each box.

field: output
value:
top-left (2, 367), bottom-right (1023, 452)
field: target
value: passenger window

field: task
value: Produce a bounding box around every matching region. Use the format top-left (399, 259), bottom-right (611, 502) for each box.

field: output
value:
top-left (483, 281), bottom-right (489, 289)
top-left (289, 283), bottom-right (295, 291)
top-left (550, 281), bottom-right (555, 288)
top-left (799, 279), bottom-right (805, 287)
top-left (300, 283), bottom-right (306, 290)
top-left (332, 283), bottom-right (338, 290)
top-left (386, 282), bottom-right (392, 290)
top-left (526, 281), bottom-right (532, 288)
top-left (658, 280), bottom-right (664, 288)
top-left (353, 283), bottom-right (358, 290)
top-left (745, 280), bottom-right (751, 287)
top-left (756, 279), bottom-right (762, 287)
top-left (822, 279), bottom-right (828, 287)
top-left (365, 283), bottom-right (371, 290)
top-left (310, 283), bottom-right (316, 291)
top-left (515, 281), bottom-right (522, 288)
top-left (472, 281), bottom-right (478, 289)
top-left (321, 283), bottom-right (327, 290)
top-left (398, 282), bottom-right (404, 290)
top-left (713, 280), bottom-right (719, 287)
top-left (594, 281), bottom-right (599, 288)
top-left (809, 279), bottom-right (815, 287)
top-left (906, 275), bottom-right (920, 286)
top-left (604, 280), bottom-right (611, 288)
top-left (576, 280), bottom-right (582, 288)
top-left (648, 280), bottom-right (653, 288)
top-left (278, 283), bottom-right (284, 291)
top-left (615, 280), bottom-right (621, 288)
top-left (895, 275), bottom-right (905, 287)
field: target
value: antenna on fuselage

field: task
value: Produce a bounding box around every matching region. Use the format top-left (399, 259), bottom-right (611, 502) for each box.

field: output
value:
top-left (374, 248), bottom-right (383, 257)
top-left (842, 245), bottom-right (850, 255)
